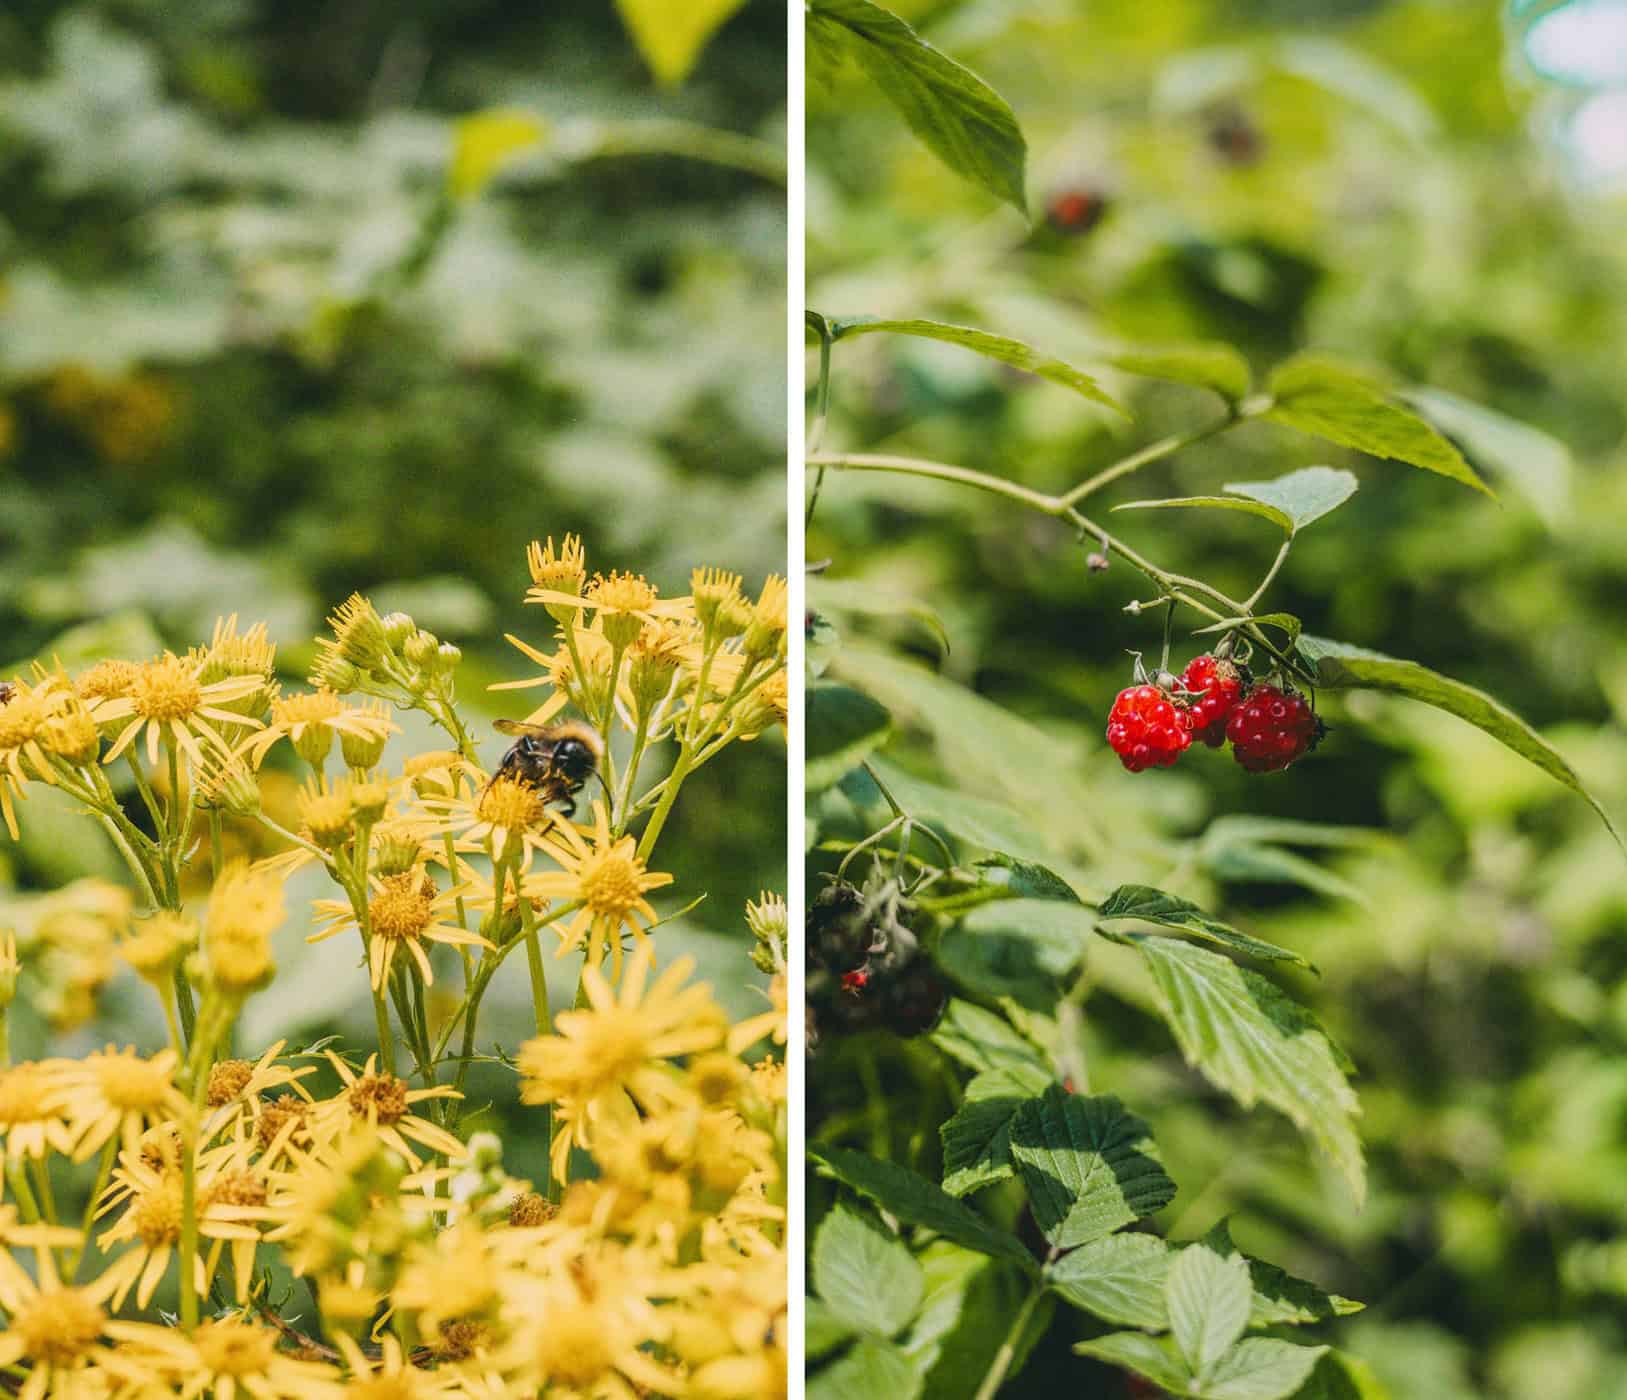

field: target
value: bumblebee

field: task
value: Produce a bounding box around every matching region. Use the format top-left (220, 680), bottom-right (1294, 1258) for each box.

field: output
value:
top-left (0, 682), bottom-right (13, 706)
top-left (490, 719), bottom-right (602, 816)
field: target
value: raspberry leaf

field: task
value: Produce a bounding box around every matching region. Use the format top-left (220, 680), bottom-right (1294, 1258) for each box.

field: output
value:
top-left (1114, 494), bottom-right (1296, 535)
top-left (812, 1203), bottom-right (925, 1338)
top-left (1167, 1240), bottom-right (1252, 1379)
top-left (807, 1336), bottom-right (924, 1400)
top-left (1106, 344), bottom-right (1252, 405)
top-left (1404, 386), bottom-right (1572, 529)
top-left (1223, 465), bottom-right (1359, 533)
top-left (1047, 1231), bottom-right (1173, 1329)
top-left (807, 683), bottom-right (892, 791)
top-left (940, 1066), bottom-right (1052, 1197)
top-left (1097, 884), bottom-right (1317, 971)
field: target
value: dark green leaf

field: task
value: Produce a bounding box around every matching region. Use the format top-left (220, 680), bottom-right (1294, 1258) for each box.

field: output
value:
top-left (1008, 1086), bottom-right (1177, 1249)
top-left (943, 899), bottom-right (1097, 1010)
top-left (810, 576), bottom-right (951, 658)
top-left (1287, 1351), bottom-right (1392, 1400)
top-left (1203, 1222), bottom-right (1364, 1326)
top-left (1097, 885), bottom-right (1315, 970)
top-left (1298, 635), bottom-right (1623, 847)
top-left (813, 1203), bottom-right (925, 1338)
top-left (806, 0), bottom-right (1027, 211)
top-left (1114, 494), bottom-right (1295, 535)
top-left (940, 1067), bottom-right (1052, 1197)
top-left (1193, 612), bottom-right (1303, 646)
top-left (807, 683), bottom-right (891, 791)
top-left (904, 1245), bottom-right (1053, 1400)
top-left (973, 854), bottom-right (1082, 903)
top-left (1047, 1232), bottom-right (1172, 1329)
top-left (1264, 355), bottom-right (1491, 496)
top-left (827, 317), bottom-right (1122, 411)
top-left (808, 1143), bottom-right (1036, 1267)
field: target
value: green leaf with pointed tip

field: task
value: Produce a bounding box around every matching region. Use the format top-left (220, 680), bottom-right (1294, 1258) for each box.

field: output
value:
top-left (1107, 344), bottom-right (1252, 403)
top-left (932, 999), bottom-right (1052, 1078)
top-left (806, 0), bottom-right (1027, 212)
top-left (943, 899), bottom-right (1097, 1011)
top-left (1200, 841), bottom-right (1371, 908)
top-left (1131, 936), bottom-right (1364, 1203)
top-left (1202, 1222), bottom-right (1364, 1326)
top-left (1193, 613), bottom-right (1302, 645)
top-left (1297, 635), bottom-right (1623, 848)
top-left (1007, 1087), bottom-right (1177, 1250)
top-left (973, 854), bottom-right (1082, 903)
top-left (810, 576), bottom-right (951, 658)
top-left (1264, 356), bottom-right (1491, 496)
top-left (807, 684), bottom-right (891, 791)
top-left (1167, 1242), bottom-right (1252, 1380)
top-left (813, 1204), bottom-right (925, 1338)
top-left (1403, 385), bottom-right (1572, 529)
top-left (1223, 466), bottom-right (1358, 534)
top-left (1097, 885), bottom-right (1315, 970)
top-left (809, 1144), bottom-right (1035, 1268)
top-left (1206, 1339), bottom-right (1330, 1400)
top-left (1075, 1333), bottom-right (1192, 1392)
top-left (1047, 1232), bottom-right (1172, 1329)
top-left (1114, 494), bottom-right (1294, 534)
top-left (940, 1067), bottom-right (1052, 1198)
top-left (808, 1336), bottom-right (924, 1400)
top-left (826, 317), bottom-right (1123, 412)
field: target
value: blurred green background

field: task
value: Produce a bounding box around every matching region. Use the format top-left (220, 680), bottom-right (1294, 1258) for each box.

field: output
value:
top-left (808, 2), bottom-right (1627, 1396)
top-left (0, 0), bottom-right (786, 1133)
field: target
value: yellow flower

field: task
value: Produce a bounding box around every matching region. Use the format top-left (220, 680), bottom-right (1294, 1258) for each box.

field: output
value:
top-left (393, 1220), bottom-right (501, 1337)
top-left (57, 1046), bottom-right (191, 1163)
top-left (309, 869), bottom-right (489, 989)
top-left (529, 570), bottom-right (671, 648)
top-left (120, 910), bottom-right (196, 988)
top-left (743, 574), bottom-right (789, 660)
top-left (416, 771), bottom-right (563, 867)
top-left (246, 689), bottom-right (398, 770)
top-left (517, 946), bottom-right (725, 1181)
top-left (494, 619), bottom-right (621, 725)
top-left (205, 861), bottom-right (286, 993)
top-left (525, 534), bottom-right (588, 622)
top-left (107, 1313), bottom-right (344, 1400)
top-left (0, 674), bottom-right (77, 838)
top-left (523, 800), bottom-right (674, 975)
top-left (332, 1333), bottom-right (461, 1398)
top-left (310, 1053), bottom-right (464, 1166)
top-left (202, 1041), bottom-right (317, 1146)
top-left (190, 614), bottom-right (277, 718)
top-left (95, 651), bottom-right (265, 769)
top-left (728, 973), bottom-right (788, 1055)
top-left (0, 1059), bottom-right (77, 1165)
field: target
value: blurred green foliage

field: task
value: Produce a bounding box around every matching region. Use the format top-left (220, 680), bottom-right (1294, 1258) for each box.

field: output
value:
top-left (0, 2), bottom-right (785, 1082)
top-left (808, 1), bottom-right (1627, 1396)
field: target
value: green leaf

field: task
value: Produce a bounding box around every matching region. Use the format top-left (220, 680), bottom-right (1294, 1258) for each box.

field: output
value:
top-left (1206, 1339), bottom-right (1330, 1400)
top-left (1203, 1222), bottom-right (1364, 1326)
top-left (1403, 386), bottom-right (1571, 528)
top-left (1075, 1333), bottom-right (1192, 1392)
top-left (1297, 635), bottom-right (1623, 847)
top-left (806, 1296), bottom-right (859, 1361)
top-left (1200, 841), bottom-right (1371, 908)
top-left (1097, 885), bottom-right (1315, 970)
top-left (807, 683), bottom-right (891, 791)
top-left (808, 1144), bottom-right (1035, 1268)
top-left (1114, 494), bottom-right (1295, 535)
top-left (931, 998), bottom-right (1052, 1078)
top-left (1007, 1086), bottom-right (1177, 1249)
top-left (972, 854), bottom-right (1082, 903)
top-left (1194, 612), bottom-right (1303, 646)
top-left (905, 1245), bottom-right (1054, 1399)
top-left (1047, 1232), bottom-right (1172, 1329)
top-left (612, 0), bottom-right (746, 84)
top-left (810, 576), bottom-right (951, 658)
top-left (1168, 1241), bottom-right (1253, 1380)
top-left (865, 761), bottom-right (1053, 864)
top-left (944, 899), bottom-right (1097, 1010)
top-left (1107, 344), bottom-right (1252, 404)
top-left (1222, 466), bottom-right (1359, 534)
top-left (808, 1336), bottom-right (924, 1400)
top-left (1289, 1352), bottom-right (1393, 1400)
top-left (806, 0), bottom-right (1027, 212)
top-left (813, 1204), bottom-right (926, 1338)
top-left (1264, 356), bottom-right (1491, 496)
top-left (1131, 936), bottom-right (1364, 1202)
top-left (827, 317), bottom-right (1122, 412)
top-left (940, 1067), bottom-right (1052, 1197)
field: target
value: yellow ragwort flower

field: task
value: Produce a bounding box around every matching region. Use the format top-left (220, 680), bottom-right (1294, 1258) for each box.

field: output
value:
top-left (309, 868), bottom-right (489, 989)
top-left (93, 651), bottom-right (266, 770)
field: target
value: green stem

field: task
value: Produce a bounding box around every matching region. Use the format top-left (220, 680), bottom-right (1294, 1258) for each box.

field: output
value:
top-left (612, 707), bottom-right (653, 836)
top-left (373, 988), bottom-right (397, 1078)
top-left (1245, 538), bottom-right (1293, 611)
top-left (1057, 414), bottom-right (1237, 507)
top-left (28, 1155), bottom-right (57, 1224)
top-left (635, 746), bottom-right (691, 864)
top-left (972, 1285), bottom-right (1045, 1400)
top-left (68, 1137), bottom-right (118, 1282)
top-left (806, 322), bottom-right (835, 527)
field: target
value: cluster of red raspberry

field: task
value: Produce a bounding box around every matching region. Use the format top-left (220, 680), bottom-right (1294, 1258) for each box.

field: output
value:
top-left (1106, 654), bottom-right (1323, 774)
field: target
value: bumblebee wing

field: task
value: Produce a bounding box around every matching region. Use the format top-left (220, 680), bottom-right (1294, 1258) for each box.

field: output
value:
top-left (494, 719), bottom-right (551, 737)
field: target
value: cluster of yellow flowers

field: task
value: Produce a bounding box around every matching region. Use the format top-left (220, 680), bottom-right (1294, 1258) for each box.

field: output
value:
top-left (0, 539), bottom-right (789, 1398)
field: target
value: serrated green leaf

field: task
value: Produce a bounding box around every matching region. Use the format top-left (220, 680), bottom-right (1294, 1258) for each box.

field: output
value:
top-left (814, 1204), bottom-right (925, 1338)
top-left (904, 1245), bottom-right (1053, 1400)
top-left (1047, 1232), bottom-right (1172, 1329)
top-left (807, 1296), bottom-right (859, 1361)
top-left (810, 576), bottom-right (951, 658)
top-left (931, 998), bottom-right (1052, 1077)
top-left (1264, 355), bottom-right (1491, 496)
top-left (1097, 885), bottom-right (1315, 970)
top-left (827, 317), bottom-right (1122, 411)
top-left (1297, 635), bottom-right (1623, 848)
top-left (612, 0), bottom-right (745, 84)
top-left (1114, 494), bottom-right (1295, 534)
top-left (1075, 1332), bottom-right (1192, 1392)
top-left (1223, 466), bottom-right (1359, 534)
top-left (1007, 1086), bottom-right (1176, 1249)
top-left (1131, 936), bottom-right (1364, 1202)
top-left (940, 1067), bottom-right (1051, 1197)
top-left (1193, 612), bottom-right (1303, 645)
top-left (973, 854), bottom-right (1081, 902)
top-left (1107, 344), bottom-right (1252, 403)
top-left (1403, 386), bottom-right (1571, 529)
top-left (808, 683), bottom-right (891, 791)
top-left (1206, 1339), bottom-right (1330, 1400)
top-left (1168, 1242), bottom-right (1253, 1380)
top-left (806, 0), bottom-right (1027, 212)
top-left (1202, 1222), bottom-right (1364, 1326)
top-left (942, 899), bottom-right (1096, 1010)
top-left (809, 1143), bottom-right (1035, 1268)
top-left (808, 1336), bottom-right (924, 1400)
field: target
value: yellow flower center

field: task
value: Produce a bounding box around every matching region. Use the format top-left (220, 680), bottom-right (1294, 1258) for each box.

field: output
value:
top-left (133, 1181), bottom-right (184, 1247)
top-left (76, 659), bottom-right (138, 701)
top-left (12, 1287), bottom-right (105, 1364)
top-left (0, 1064), bottom-right (57, 1124)
top-left (255, 1096), bottom-right (310, 1152)
top-left (434, 1320), bottom-right (493, 1360)
top-left (369, 874), bottom-right (435, 941)
top-left (349, 1072), bottom-right (409, 1125)
top-left (477, 776), bottom-right (550, 833)
top-left (272, 689), bottom-right (342, 727)
top-left (572, 1008), bottom-right (651, 1083)
top-left (509, 1191), bottom-right (557, 1228)
top-left (195, 1319), bottom-right (278, 1376)
top-left (589, 570), bottom-right (657, 616)
top-left (207, 1059), bottom-right (255, 1106)
top-left (532, 1300), bottom-right (616, 1384)
top-left (131, 655), bottom-right (202, 721)
top-left (0, 690), bottom-right (50, 749)
top-left (92, 1051), bottom-right (170, 1110)
top-left (579, 846), bottom-right (646, 918)
top-left (209, 1169), bottom-right (269, 1208)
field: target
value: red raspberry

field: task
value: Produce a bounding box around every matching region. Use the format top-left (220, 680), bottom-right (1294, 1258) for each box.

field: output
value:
top-left (1180, 654), bottom-right (1245, 747)
top-left (1106, 684), bottom-right (1192, 772)
top-left (1225, 683), bottom-right (1322, 773)
top-left (1045, 187), bottom-right (1109, 234)
top-left (840, 968), bottom-right (870, 995)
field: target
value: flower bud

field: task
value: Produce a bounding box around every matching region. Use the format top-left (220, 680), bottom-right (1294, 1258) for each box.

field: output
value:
top-left (436, 642), bottom-right (462, 673)
top-left (403, 630), bottom-right (440, 669)
top-left (381, 612), bottom-right (417, 651)
top-left (293, 723), bottom-right (334, 769)
top-left (308, 652), bottom-right (362, 695)
top-left (341, 725), bottom-right (389, 770)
